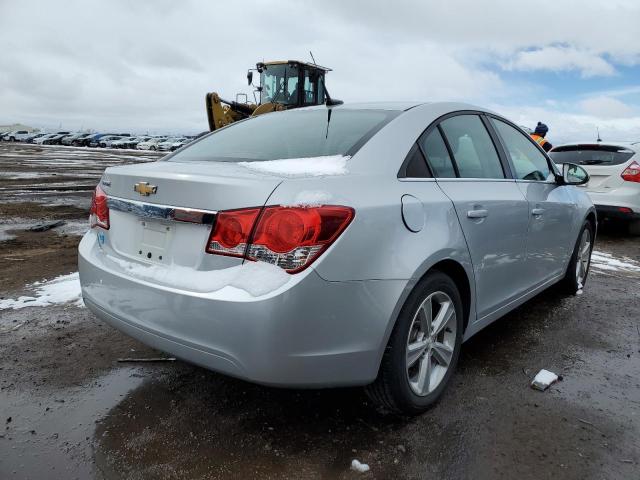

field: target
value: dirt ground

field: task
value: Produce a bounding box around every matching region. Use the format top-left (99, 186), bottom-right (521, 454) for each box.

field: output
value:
top-left (1, 144), bottom-right (639, 479)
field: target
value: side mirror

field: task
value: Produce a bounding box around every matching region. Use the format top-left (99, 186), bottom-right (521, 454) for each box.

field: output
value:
top-left (247, 71), bottom-right (253, 86)
top-left (562, 163), bottom-right (589, 185)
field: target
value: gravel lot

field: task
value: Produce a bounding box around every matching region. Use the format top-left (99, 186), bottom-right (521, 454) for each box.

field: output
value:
top-left (1, 144), bottom-right (638, 479)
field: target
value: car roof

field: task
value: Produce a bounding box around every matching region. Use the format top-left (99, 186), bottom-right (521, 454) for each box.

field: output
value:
top-left (303, 100), bottom-right (497, 115)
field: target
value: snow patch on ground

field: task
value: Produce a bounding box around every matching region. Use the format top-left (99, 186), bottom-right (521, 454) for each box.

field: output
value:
top-left (239, 155), bottom-right (349, 177)
top-left (0, 272), bottom-right (84, 311)
top-left (53, 220), bottom-right (89, 236)
top-left (591, 250), bottom-right (640, 273)
top-left (105, 255), bottom-right (290, 297)
top-left (351, 459), bottom-right (370, 473)
top-left (291, 190), bottom-right (333, 206)
top-left (0, 219), bottom-right (35, 242)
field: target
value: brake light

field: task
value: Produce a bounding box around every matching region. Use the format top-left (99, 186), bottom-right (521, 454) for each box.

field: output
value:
top-left (206, 205), bottom-right (354, 273)
top-left (621, 161), bottom-right (640, 183)
top-left (89, 185), bottom-right (110, 229)
top-left (206, 208), bottom-right (261, 258)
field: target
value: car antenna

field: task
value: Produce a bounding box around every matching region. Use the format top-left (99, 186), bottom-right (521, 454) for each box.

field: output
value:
top-left (309, 51), bottom-right (317, 65)
top-left (596, 127), bottom-right (602, 142)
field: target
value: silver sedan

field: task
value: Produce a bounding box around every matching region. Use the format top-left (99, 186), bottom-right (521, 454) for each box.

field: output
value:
top-left (79, 102), bottom-right (595, 415)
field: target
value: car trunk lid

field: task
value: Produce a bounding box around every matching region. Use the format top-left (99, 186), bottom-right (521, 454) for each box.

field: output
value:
top-left (98, 160), bottom-right (281, 274)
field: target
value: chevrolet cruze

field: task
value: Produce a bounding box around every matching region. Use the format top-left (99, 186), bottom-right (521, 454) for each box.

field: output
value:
top-left (79, 102), bottom-right (595, 414)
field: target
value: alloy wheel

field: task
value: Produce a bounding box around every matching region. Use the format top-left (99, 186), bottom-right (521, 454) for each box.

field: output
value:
top-left (575, 228), bottom-right (591, 287)
top-left (406, 291), bottom-right (457, 396)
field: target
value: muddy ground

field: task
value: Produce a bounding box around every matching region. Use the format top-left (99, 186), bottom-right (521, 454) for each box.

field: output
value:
top-left (0, 143), bottom-right (638, 479)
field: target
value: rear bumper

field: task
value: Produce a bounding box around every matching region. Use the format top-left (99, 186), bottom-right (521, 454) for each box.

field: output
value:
top-left (594, 204), bottom-right (640, 221)
top-left (78, 232), bottom-right (405, 387)
top-left (587, 187), bottom-right (640, 219)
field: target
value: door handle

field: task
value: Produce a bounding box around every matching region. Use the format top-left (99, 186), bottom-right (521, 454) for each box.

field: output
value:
top-left (532, 208), bottom-right (545, 216)
top-left (467, 209), bottom-right (488, 219)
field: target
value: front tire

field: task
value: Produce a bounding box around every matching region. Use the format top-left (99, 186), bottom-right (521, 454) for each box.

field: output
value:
top-left (366, 271), bottom-right (463, 415)
top-left (559, 220), bottom-right (594, 294)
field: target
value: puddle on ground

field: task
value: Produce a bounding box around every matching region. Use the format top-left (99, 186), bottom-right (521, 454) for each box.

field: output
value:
top-left (0, 367), bottom-right (146, 478)
top-left (0, 218), bottom-right (88, 242)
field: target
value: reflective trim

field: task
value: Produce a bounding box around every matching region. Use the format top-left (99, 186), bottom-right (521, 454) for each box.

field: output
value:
top-left (433, 177), bottom-right (515, 182)
top-left (107, 196), bottom-right (217, 225)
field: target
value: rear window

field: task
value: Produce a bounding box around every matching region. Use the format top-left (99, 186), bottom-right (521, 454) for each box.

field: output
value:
top-left (549, 145), bottom-right (635, 166)
top-left (168, 108), bottom-right (399, 162)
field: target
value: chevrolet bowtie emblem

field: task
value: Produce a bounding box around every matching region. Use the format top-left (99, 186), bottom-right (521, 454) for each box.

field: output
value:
top-left (134, 182), bottom-right (157, 196)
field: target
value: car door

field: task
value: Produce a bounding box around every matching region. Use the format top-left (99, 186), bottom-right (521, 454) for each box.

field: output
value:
top-left (489, 117), bottom-right (575, 286)
top-left (421, 114), bottom-right (531, 319)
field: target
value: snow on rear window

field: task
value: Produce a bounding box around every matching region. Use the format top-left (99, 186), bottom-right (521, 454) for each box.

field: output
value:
top-left (238, 155), bottom-right (348, 177)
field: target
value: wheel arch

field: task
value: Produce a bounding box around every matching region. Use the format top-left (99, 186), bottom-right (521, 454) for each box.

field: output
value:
top-left (372, 254), bottom-right (475, 380)
top-left (429, 259), bottom-right (472, 334)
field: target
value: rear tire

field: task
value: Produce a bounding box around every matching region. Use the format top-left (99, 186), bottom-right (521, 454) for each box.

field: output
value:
top-left (559, 220), bottom-right (594, 294)
top-left (366, 271), bottom-right (463, 415)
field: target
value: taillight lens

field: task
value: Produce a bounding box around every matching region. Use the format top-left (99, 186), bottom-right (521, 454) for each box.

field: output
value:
top-left (89, 185), bottom-right (110, 229)
top-left (621, 161), bottom-right (640, 183)
top-left (206, 208), bottom-right (261, 258)
top-left (206, 205), bottom-right (354, 273)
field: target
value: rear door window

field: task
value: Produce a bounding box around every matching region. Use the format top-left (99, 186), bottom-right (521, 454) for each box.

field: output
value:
top-left (419, 128), bottom-right (456, 178)
top-left (549, 145), bottom-right (635, 166)
top-left (491, 118), bottom-right (554, 181)
top-left (439, 115), bottom-right (505, 179)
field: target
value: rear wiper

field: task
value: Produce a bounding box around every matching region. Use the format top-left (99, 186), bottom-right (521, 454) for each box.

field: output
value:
top-left (580, 160), bottom-right (609, 165)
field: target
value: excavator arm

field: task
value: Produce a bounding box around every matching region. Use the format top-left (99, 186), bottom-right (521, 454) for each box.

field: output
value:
top-left (205, 92), bottom-right (256, 131)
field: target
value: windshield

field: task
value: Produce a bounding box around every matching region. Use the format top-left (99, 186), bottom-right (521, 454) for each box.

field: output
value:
top-left (168, 108), bottom-right (399, 163)
top-left (550, 145), bottom-right (635, 166)
top-left (260, 64), bottom-right (300, 106)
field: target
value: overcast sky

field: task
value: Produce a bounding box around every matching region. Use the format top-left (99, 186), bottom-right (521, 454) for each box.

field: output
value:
top-left (1, 0), bottom-right (640, 143)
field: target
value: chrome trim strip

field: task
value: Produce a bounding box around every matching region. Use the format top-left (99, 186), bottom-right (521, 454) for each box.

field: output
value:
top-left (107, 195), bottom-right (217, 225)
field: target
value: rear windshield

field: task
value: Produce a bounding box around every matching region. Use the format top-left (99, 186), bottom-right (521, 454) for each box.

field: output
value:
top-left (549, 145), bottom-right (635, 166)
top-left (168, 108), bottom-right (399, 162)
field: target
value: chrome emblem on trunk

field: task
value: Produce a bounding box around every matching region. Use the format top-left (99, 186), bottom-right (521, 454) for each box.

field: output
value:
top-left (134, 182), bottom-right (157, 196)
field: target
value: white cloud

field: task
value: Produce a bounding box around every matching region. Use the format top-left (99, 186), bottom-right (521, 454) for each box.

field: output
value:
top-left (492, 104), bottom-right (640, 144)
top-left (504, 47), bottom-right (616, 77)
top-left (579, 96), bottom-right (637, 119)
top-left (0, 0), bottom-right (639, 141)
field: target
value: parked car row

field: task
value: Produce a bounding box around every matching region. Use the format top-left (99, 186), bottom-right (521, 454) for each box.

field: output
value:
top-left (0, 130), bottom-right (196, 152)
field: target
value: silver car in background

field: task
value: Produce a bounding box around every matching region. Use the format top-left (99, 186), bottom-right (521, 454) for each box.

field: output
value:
top-left (79, 102), bottom-right (595, 415)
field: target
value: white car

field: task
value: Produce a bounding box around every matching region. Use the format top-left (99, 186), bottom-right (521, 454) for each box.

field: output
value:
top-left (6, 130), bottom-right (32, 141)
top-left (157, 137), bottom-right (185, 152)
top-left (136, 138), bottom-right (166, 151)
top-left (550, 142), bottom-right (640, 234)
top-left (99, 136), bottom-right (125, 148)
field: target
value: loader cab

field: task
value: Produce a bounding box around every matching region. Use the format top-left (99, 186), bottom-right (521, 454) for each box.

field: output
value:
top-left (257, 61), bottom-right (329, 108)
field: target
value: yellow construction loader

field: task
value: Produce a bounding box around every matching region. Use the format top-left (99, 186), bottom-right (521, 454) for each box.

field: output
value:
top-left (205, 60), bottom-right (339, 131)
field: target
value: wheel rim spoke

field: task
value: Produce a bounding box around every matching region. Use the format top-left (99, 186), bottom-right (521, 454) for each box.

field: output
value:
top-left (431, 341), bottom-right (453, 367)
top-left (431, 300), bottom-right (453, 337)
top-left (406, 340), bottom-right (428, 368)
top-left (418, 298), bottom-right (432, 334)
top-left (416, 352), bottom-right (432, 394)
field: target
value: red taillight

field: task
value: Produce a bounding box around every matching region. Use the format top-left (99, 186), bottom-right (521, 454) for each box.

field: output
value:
top-left (206, 205), bottom-right (354, 273)
top-left (206, 208), bottom-right (260, 258)
top-left (89, 185), bottom-right (110, 229)
top-left (621, 161), bottom-right (640, 183)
